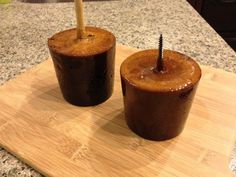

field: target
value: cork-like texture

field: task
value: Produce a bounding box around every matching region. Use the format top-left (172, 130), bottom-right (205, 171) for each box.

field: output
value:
top-left (0, 0), bottom-right (235, 176)
top-left (48, 27), bottom-right (116, 57)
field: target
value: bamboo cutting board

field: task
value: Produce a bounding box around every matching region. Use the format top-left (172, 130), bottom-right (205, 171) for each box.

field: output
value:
top-left (0, 45), bottom-right (236, 177)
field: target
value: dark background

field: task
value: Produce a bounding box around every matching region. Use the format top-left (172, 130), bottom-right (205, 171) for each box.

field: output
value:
top-left (187, 0), bottom-right (236, 51)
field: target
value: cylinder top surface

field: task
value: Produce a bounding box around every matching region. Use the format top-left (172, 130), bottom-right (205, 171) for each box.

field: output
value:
top-left (48, 27), bottom-right (116, 57)
top-left (120, 49), bottom-right (201, 92)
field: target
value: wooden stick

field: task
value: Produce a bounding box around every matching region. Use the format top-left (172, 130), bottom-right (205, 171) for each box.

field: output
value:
top-left (75, 0), bottom-right (85, 39)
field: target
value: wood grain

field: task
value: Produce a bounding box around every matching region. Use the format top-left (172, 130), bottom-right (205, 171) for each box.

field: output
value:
top-left (0, 45), bottom-right (236, 177)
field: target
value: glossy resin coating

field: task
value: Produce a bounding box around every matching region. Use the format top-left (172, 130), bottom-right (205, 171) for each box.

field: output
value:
top-left (48, 27), bottom-right (116, 106)
top-left (120, 49), bottom-right (201, 140)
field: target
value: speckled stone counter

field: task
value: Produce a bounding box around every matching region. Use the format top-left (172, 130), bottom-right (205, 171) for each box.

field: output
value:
top-left (0, 0), bottom-right (236, 176)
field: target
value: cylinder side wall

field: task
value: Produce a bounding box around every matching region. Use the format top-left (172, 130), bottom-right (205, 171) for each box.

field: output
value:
top-left (49, 44), bottom-right (115, 106)
top-left (121, 76), bottom-right (198, 140)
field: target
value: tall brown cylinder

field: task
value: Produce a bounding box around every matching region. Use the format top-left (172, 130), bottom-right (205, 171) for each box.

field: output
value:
top-left (120, 49), bottom-right (201, 141)
top-left (48, 27), bottom-right (116, 106)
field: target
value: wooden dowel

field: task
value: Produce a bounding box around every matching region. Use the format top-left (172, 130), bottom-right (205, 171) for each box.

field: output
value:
top-left (75, 0), bottom-right (85, 39)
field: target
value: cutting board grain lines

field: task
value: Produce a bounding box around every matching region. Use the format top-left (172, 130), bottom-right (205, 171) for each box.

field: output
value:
top-left (0, 45), bottom-right (236, 177)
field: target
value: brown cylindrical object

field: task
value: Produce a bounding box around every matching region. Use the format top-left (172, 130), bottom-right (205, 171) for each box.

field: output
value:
top-left (120, 50), bottom-right (201, 141)
top-left (48, 27), bottom-right (116, 106)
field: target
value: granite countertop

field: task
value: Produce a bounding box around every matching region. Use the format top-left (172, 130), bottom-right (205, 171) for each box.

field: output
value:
top-left (0, 0), bottom-right (236, 176)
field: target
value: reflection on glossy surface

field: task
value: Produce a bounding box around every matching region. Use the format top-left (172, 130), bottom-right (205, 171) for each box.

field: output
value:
top-left (120, 49), bottom-right (201, 141)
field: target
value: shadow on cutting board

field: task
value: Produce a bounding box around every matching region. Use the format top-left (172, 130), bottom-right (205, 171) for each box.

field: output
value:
top-left (12, 75), bottom-right (177, 176)
top-left (27, 80), bottom-right (86, 111)
top-left (87, 107), bottom-right (177, 175)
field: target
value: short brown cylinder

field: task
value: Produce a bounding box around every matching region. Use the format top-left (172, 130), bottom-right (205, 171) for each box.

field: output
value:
top-left (120, 49), bottom-right (201, 141)
top-left (48, 27), bottom-right (116, 106)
